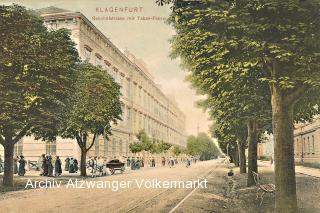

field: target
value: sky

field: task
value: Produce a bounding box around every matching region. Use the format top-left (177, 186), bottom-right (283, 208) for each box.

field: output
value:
top-left (1, 0), bottom-right (212, 136)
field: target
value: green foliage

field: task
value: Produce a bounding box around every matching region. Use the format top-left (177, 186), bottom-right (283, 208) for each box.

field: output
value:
top-left (186, 133), bottom-right (220, 159)
top-left (0, 4), bottom-right (79, 145)
top-left (172, 146), bottom-right (183, 156)
top-left (129, 142), bottom-right (143, 153)
top-left (129, 130), bottom-right (172, 154)
top-left (258, 155), bottom-right (271, 161)
top-left (60, 62), bottom-right (122, 151)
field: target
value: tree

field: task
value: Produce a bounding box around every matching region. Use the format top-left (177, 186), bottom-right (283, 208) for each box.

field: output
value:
top-left (60, 62), bottom-right (122, 177)
top-left (186, 133), bottom-right (220, 159)
top-left (172, 11), bottom-right (272, 185)
top-left (129, 142), bottom-right (143, 153)
top-left (211, 120), bottom-right (248, 173)
top-left (0, 5), bottom-right (79, 186)
top-left (159, 1), bottom-right (320, 211)
top-left (172, 146), bottom-right (182, 156)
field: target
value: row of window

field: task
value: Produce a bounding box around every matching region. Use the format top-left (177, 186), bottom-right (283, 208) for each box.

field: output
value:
top-left (295, 135), bottom-right (316, 155)
top-left (83, 45), bottom-right (184, 133)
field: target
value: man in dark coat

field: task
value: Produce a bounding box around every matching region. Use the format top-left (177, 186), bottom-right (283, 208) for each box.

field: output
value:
top-left (131, 158), bottom-right (136, 170)
top-left (18, 155), bottom-right (26, 176)
top-left (41, 154), bottom-right (48, 176)
top-left (47, 156), bottom-right (53, 177)
top-left (55, 156), bottom-right (62, 176)
top-left (65, 157), bottom-right (70, 171)
top-left (74, 158), bottom-right (78, 173)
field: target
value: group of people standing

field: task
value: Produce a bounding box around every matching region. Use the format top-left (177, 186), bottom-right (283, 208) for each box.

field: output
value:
top-left (64, 157), bottom-right (79, 173)
top-left (87, 156), bottom-right (109, 177)
top-left (39, 154), bottom-right (63, 177)
top-left (0, 155), bottom-right (28, 176)
top-left (127, 157), bottom-right (144, 170)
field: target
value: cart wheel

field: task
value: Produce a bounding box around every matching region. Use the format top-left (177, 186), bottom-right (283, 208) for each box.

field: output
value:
top-left (110, 168), bottom-right (115, 175)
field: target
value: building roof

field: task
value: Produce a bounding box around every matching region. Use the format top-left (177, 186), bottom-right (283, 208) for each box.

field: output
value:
top-left (35, 6), bottom-right (70, 15)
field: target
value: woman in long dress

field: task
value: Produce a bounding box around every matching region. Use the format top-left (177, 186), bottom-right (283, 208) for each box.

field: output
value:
top-left (55, 156), bottom-right (62, 176)
top-left (47, 156), bottom-right (53, 177)
top-left (18, 155), bottom-right (26, 176)
top-left (69, 158), bottom-right (75, 173)
top-left (65, 157), bottom-right (70, 171)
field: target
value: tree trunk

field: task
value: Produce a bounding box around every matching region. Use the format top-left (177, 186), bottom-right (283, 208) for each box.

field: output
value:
top-left (232, 148), bottom-right (239, 167)
top-left (239, 141), bottom-right (247, 173)
top-left (3, 141), bottom-right (14, 187)
top-left (272, 89), bottom-right (297, 213)
top-left (80, 149), bottom-right (87, 177)
top-left (247, 120), bottom-right (258, 186)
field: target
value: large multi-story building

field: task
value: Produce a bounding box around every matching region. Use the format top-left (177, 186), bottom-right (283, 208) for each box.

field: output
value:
top-left (0, 7), bottom-right (186, 162)
top-left (294, 118), bottom-right (320, 163)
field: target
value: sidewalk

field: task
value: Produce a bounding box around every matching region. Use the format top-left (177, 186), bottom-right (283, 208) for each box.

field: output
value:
top-left (258, 160), bottom-right (320, 178)
top-left (296, 166), bottom-right (320, 178)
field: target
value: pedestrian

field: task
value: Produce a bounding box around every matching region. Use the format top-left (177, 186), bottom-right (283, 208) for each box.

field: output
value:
top-left (47, 155), bottom-right (53, 177)
top-left (152, 157), bottom-right (155, 167)
top-left (186, 158), bottom-right (191, 168)
top-left (141, 158), bottom-right (144, 167)
top-left (170, 157), bottom-right (174, 168)
top-left (65, 157), bottom-right (70, 171)
top-left (69, 157), bottom-right (75, 173)
top-left (74, 158), bottom-right (78, 173)
top-left (162, 157), bottom-right (165, 166)
top-left (13, 156), bottom-right (18, 174)
top-left (97, 157), bottom-right (103, 176)
top-left (55, 156), bottom-right (62, 176)
top-left (126, 157), bottom-right (130, 167)
top-left (136, 157), bottom-right (141, 170)
top-left (102, 157), bottom-right (108, 176)
top-left (87, 157), bottom-right (97, 177)
top-left (41, 154), bottom-right (48, 176)
top-left (18, 155), bottom-right (26, 176)
top-left (0, 155), bottom-right (3, 173)
top-left (131, 157), bottom-right (136, 170)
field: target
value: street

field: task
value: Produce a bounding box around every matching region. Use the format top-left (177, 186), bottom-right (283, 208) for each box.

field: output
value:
top-left (0, 160), bottom-right (219, 213)
top-left (0, 160), bottom-right (320, 213)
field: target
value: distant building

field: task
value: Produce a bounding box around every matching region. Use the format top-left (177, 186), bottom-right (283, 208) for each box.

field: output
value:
top-left (0, 7), bottom-right (186, 161)
top-left (256, 133), bottom-right (274, 159)
top-left (294, 118), bottom-right (320, 163)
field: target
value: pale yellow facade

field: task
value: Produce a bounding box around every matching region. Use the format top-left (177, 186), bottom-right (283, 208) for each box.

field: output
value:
top-left (294, 118), bottom-right (320, 163)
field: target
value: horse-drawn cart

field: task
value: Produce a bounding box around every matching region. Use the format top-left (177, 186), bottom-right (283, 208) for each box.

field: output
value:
top-left (106, 159), bottom-right (125, 175)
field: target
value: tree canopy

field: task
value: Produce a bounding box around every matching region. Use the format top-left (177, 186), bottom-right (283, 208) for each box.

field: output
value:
top-left (0, 4), bottom-right (79, 186)
top-left (59, 62), bottom-right (122, 176)
top-left (186, 133), bottom-right (220, 160)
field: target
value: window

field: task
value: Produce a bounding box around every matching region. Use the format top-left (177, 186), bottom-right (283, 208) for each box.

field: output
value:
top-left (46, 141), bottom-right (56, 155)
top-left (113, 67), bottom-right (119, 83)
top-left (104, 60), bottom-right (111, 72)
top-left (14, 140), bottom-right (23, 156)
top-left (119, 140), bottom-right (123, 156)
top-left (95, 54), bottom-right (102, 67)
top-left (312, 135), bottom-right (315, 154)
top-left (126, 79), bottom-right (130, 98)
top-left (308, 136), bottom-right (310, 154)
top-left (84, 45), bottom-right (92, 61)
top-left (126, 107), bottom-right (130, 126)
top-left (95, 136), bottom-right (99, 156)
top-left (112, 139), bottom-right (116, 157)
top-left (119, 74), bottom-right (124, 95)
